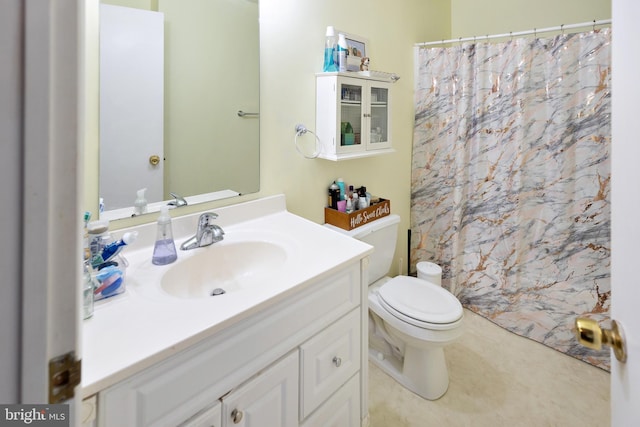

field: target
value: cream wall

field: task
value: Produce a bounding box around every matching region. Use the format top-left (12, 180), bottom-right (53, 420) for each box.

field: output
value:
top-left (451, 0), bottom-right (611, 37)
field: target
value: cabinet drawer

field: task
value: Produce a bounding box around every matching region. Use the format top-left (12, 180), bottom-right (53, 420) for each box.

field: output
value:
top-left (301, 373), bottom-right (360, 427)
top-left (300, 309), bottom-right (361, 418)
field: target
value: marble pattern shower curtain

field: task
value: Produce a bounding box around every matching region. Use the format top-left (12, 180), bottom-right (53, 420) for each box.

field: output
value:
top-left (411, 29), bottom-right (611, 370)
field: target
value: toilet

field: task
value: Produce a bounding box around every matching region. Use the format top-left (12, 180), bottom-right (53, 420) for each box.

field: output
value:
top-left (325, 214), bottom-right (463, 400)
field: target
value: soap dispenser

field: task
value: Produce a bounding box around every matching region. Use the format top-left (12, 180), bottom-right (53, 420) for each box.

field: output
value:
top-left (152, 206), bottom-right (177, 265)
top-left (134, 188), bottom-right (148, 216)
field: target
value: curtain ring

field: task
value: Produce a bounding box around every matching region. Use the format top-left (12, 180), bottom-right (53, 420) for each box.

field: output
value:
top-left (593, 19), bottom-right (596, 31)
top-left (534, 28), bottom-right (537, 38)
top-left (510, 31), bottom-right (513, 41)
top-left (560, 24), bottom-right (564, 35)
top-left (459, 36), bottom-right (462, 45)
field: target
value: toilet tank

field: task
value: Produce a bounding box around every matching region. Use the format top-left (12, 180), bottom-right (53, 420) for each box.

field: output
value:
top-left (324, 214), bottom-right (400, 284)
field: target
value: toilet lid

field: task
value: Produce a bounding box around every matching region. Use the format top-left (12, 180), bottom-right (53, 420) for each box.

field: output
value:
top-left (378, 276), bottom-right (463, 324)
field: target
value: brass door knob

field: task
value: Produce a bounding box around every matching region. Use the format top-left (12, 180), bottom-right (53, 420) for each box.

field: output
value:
top-left (575, 317), bottom-right (627, 362)
top-left (149, 155), bottom-right (160, 166)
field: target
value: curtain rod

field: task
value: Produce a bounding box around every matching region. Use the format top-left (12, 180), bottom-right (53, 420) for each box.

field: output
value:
top-left (415, 19), bottom-right (612, 47)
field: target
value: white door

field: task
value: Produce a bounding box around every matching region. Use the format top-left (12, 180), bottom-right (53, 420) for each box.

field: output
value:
top-left (611, 0), bottom-right (640, 424)
top-left (99, 4), bottom-right (164, 211)
top-left (21, 0), bottom-right (81, 422)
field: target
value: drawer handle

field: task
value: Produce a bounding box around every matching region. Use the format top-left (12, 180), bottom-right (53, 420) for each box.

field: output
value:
top-left (231, 408), bottom-right (243, 424)
top-left (332, 356), bottom-right (342, 367)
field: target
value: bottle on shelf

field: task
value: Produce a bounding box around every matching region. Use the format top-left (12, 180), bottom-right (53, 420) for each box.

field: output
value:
top-left (328, 181), bottom-right (340, 209)
top-left (323, 26), bottom-right (338, 72)
top-left (337, 33), bottom-right (348, 72)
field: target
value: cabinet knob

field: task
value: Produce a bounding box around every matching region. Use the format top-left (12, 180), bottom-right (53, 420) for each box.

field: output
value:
top-left (332, 356), bottom-right (342, 367)
top-left (231, 408), bottom-right (243, 424)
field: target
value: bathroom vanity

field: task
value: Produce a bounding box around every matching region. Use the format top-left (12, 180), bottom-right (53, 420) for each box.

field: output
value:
top-left (81, 195), bottom-right (373, 427)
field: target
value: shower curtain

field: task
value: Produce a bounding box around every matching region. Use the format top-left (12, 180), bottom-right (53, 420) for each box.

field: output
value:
top-left (411, 29), bottom-right (611, 370)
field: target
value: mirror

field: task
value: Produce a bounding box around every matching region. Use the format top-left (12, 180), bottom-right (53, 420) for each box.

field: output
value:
top-left (97, 0), bottom-right (259, 220)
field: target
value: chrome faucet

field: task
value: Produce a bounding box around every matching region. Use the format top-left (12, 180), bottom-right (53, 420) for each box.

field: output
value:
top-left (168, 192), bottom-right (188, 207)
top-left (180, 212), bottom-right (225, 250)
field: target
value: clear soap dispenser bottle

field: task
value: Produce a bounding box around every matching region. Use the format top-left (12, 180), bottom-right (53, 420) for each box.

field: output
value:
top-left (152, 206), bottom-right (177, 265)
top-left (134, 187), bottom-right (148, 216)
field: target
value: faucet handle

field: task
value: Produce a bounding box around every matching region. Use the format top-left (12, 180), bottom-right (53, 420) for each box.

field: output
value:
top-left (168, 192), bottom-right (188, 207)
top-left (199, 212), bottom-right (219, 225)
top-left (197, 213), bottom-right (219, 236)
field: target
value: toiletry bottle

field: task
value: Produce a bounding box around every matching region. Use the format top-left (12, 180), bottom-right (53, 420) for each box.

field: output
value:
top-left (328, 181), bottom-right (340, 209)
top-left (152, 206), bottom-right (177, 265)
top-left (346, 197), bottom-right (353, 213)
top-left (87, 219), bottom-right (111, 267)
top-left (336, 178), bottom-right (346, 200)
top-left (134, 188), bottom-right (148, 215)
top-left (323, 26), bottom-right (338, 72)
top-left (358, 186), bottom-right (368, 209)
top-left (337, 33), bottom-right (348, 72)
top-left (82, 260), bottom-right (96, 319)
top-left (83, 211), bottom-right (92, 261)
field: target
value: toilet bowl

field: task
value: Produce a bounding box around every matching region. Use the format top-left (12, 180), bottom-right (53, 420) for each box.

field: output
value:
top-left (324, 214), bottom-right (464, 400)
top-left (368, 276), bottom-right (463, 399)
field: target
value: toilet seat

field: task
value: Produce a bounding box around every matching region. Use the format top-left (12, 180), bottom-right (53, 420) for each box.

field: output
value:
top-left (377, 276), bottom-right (463, 329)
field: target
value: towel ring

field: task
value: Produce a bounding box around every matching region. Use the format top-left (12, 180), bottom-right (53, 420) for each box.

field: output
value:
top-left (294, 124), bottom-right (321, 159)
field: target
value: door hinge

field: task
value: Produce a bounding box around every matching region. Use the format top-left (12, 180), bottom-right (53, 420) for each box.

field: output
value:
top-left (49, 352), bottom-right (82, 403)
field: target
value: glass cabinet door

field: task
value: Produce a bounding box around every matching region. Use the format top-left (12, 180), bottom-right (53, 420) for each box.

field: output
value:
top-left (367, 83), bottom-right (391, 150)
top-left (338, 81), bottom-right (364, 152)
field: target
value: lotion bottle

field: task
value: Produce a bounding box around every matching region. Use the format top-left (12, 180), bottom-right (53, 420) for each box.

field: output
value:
top-left (152, 206), bottom-right (177, 265)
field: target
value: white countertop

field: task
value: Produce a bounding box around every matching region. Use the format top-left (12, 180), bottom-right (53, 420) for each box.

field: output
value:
top-left (81, 195), bottom-right (372, 397)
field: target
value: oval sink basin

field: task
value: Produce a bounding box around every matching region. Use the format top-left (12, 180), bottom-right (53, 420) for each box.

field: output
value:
top-left (161, 241), bottom-right (287, 298)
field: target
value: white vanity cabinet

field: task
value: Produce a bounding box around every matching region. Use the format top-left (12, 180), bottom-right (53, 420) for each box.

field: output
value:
top-left (316, 72), bottom-right (393, 161)
top-left (91, 262), bottom-right (367, 427)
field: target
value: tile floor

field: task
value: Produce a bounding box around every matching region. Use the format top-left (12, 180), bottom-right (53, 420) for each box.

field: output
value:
top-left (368, 309), bottom-right (610, 427)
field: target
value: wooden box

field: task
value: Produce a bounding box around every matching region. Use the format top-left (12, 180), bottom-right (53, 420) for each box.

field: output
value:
top-left (324, 198), bottom-right (390, 231)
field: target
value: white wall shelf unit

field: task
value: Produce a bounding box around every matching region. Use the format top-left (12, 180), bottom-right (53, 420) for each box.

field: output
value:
top-left (316, 72), bottom-right (395, 161)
